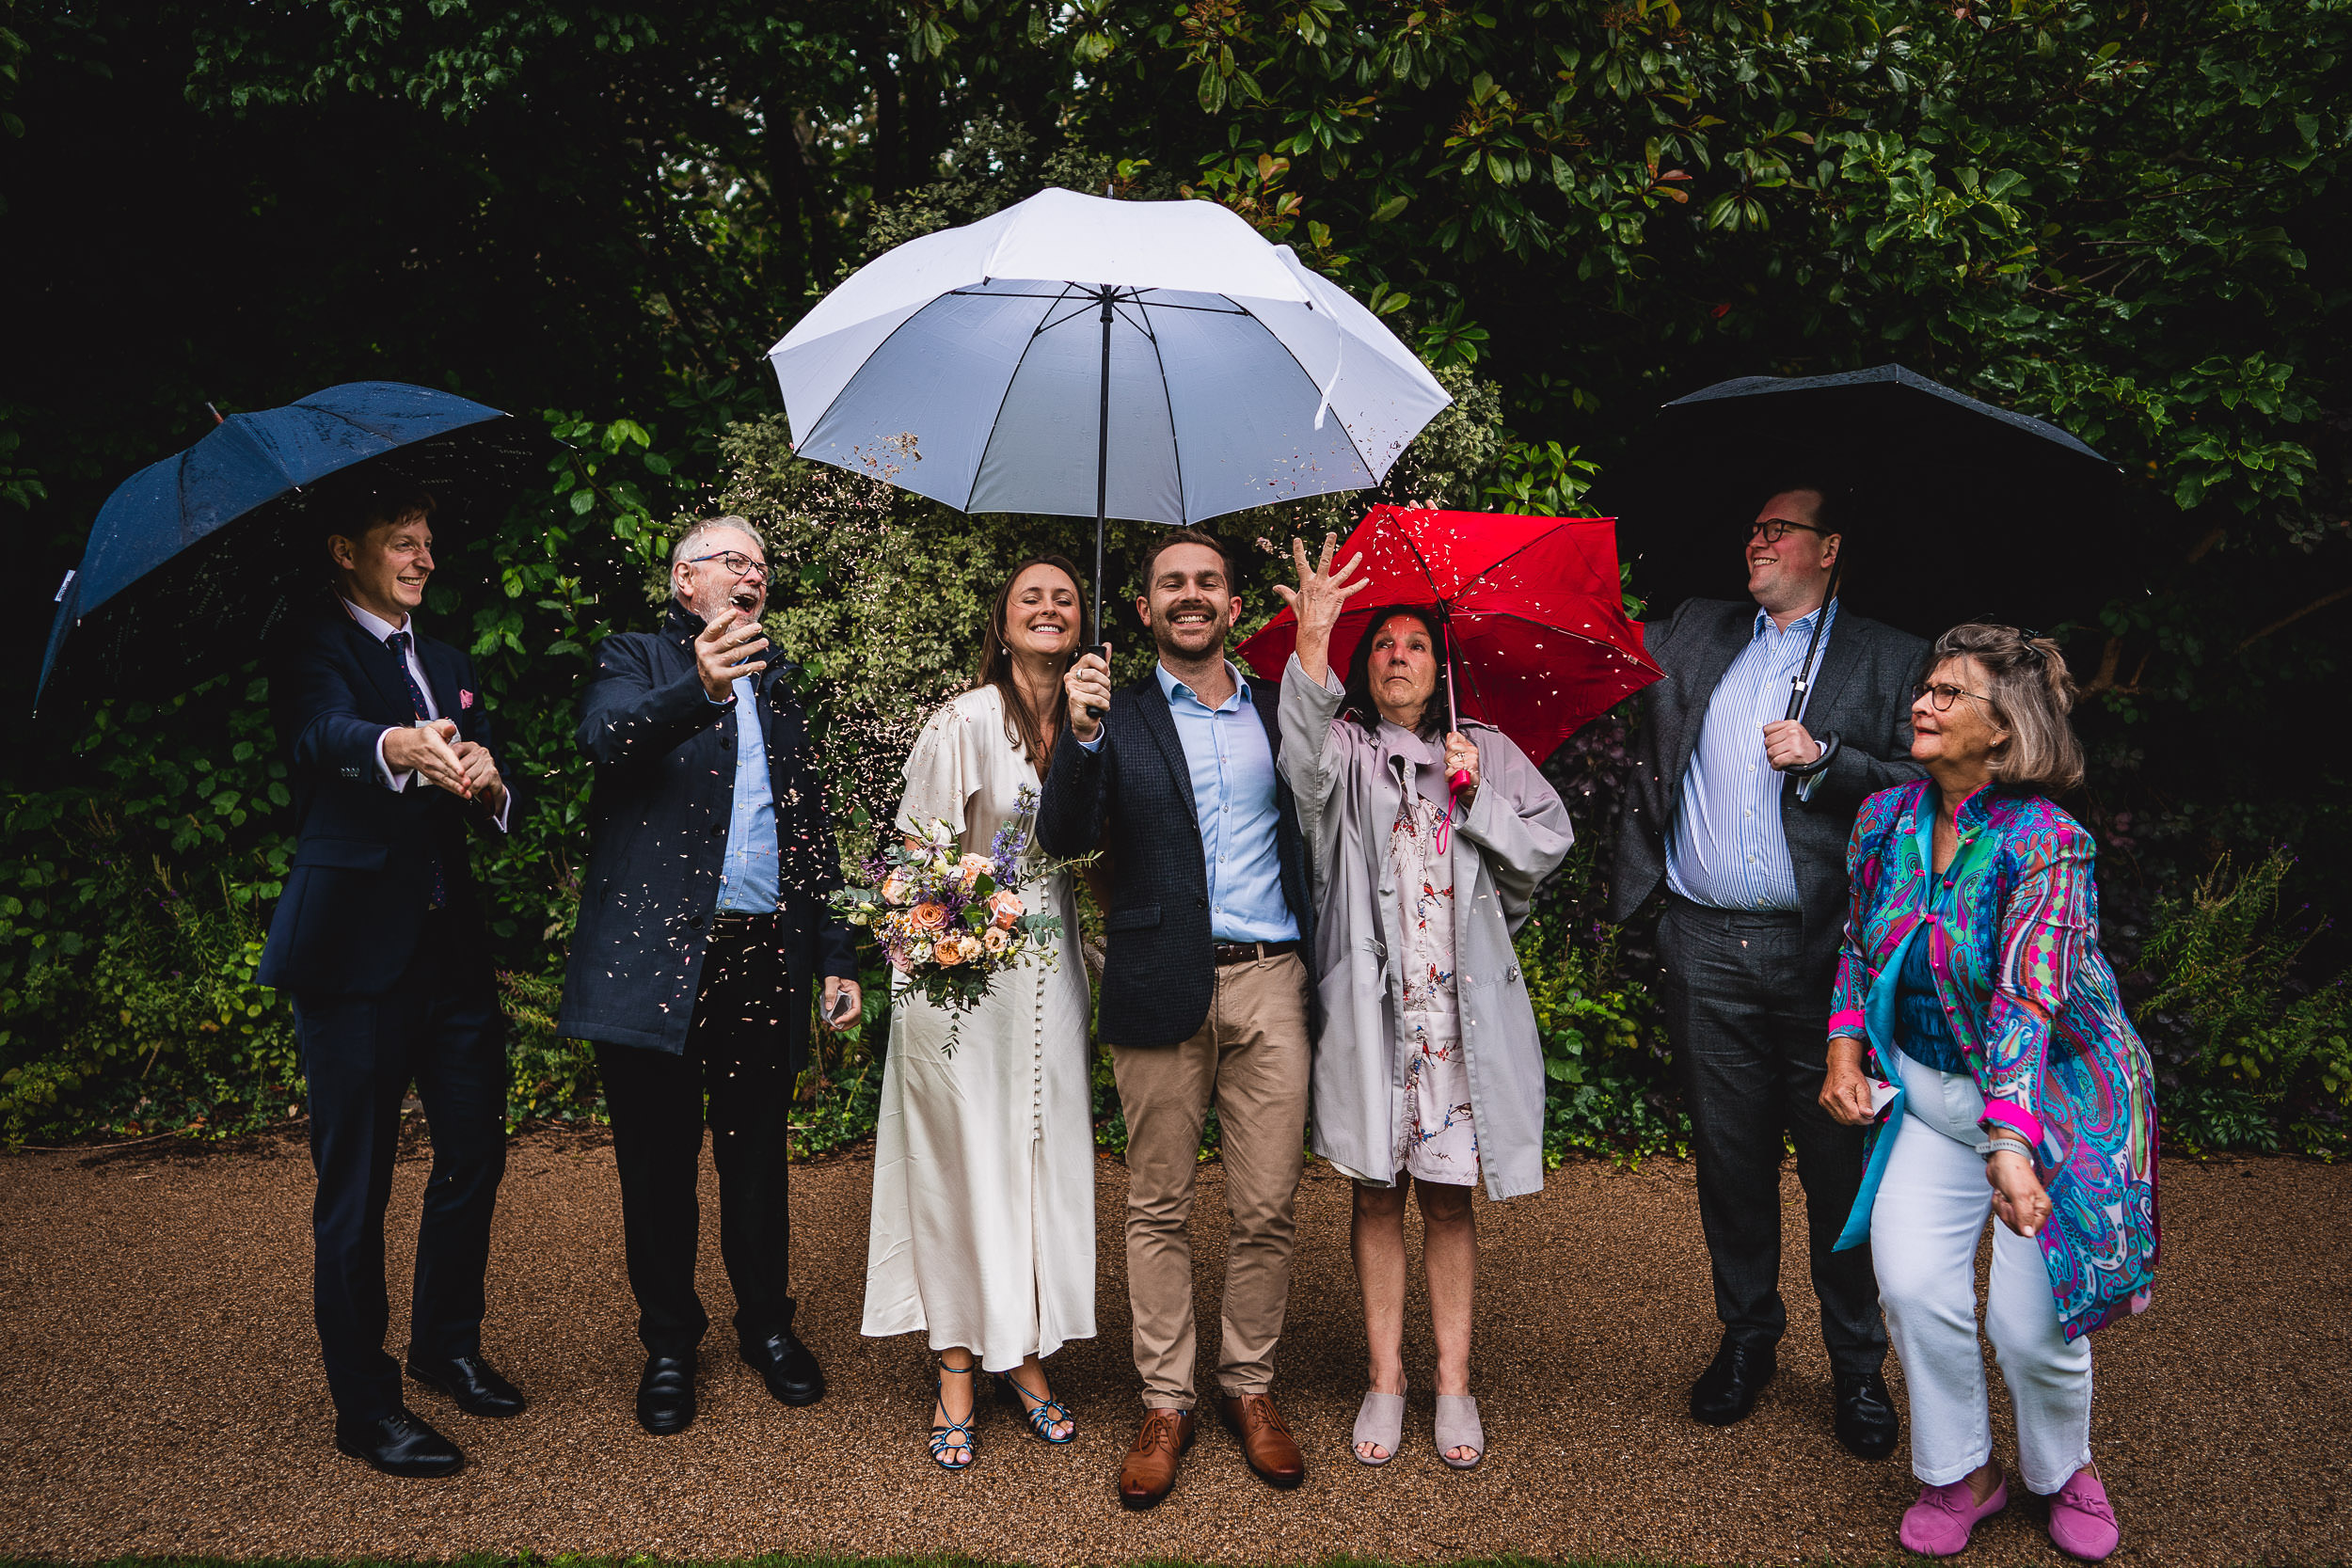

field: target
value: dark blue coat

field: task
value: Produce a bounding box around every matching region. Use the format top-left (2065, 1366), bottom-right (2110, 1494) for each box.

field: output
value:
top-left (555, 604), bottom-right (856, 1063)
top-left (1035, 670), bottom-right (1315, 1049)
top-left (257, 608), bottom-right (514, 997)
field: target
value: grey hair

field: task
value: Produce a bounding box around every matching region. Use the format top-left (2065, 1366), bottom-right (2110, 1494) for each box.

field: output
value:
top-left (1930, 622), bottom-right (2085, 794)
top-left (670, 515), bottom-right (761, 572)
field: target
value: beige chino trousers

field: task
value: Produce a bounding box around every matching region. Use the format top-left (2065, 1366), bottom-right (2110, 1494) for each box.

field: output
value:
top-left (1111, 952), bottom-right (1311, 1410)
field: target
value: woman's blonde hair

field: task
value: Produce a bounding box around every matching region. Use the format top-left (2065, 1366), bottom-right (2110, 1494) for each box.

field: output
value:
top-left (1930, 622), bottom-right (2085, 794)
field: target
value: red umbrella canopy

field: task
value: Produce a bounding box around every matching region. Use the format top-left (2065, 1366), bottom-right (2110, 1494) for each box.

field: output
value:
top-left (1238, 504), bottom-right (1661, 766)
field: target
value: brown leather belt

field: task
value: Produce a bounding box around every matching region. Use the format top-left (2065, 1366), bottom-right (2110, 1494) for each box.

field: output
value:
top-left (1213, 939), bottom-right (1300, 967)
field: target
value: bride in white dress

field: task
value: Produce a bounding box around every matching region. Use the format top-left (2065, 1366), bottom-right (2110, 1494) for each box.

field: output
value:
top-left (861, 556), bottom-right (1097, 1470)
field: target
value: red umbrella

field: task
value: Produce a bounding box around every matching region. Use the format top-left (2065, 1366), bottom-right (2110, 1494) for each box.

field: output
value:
top-left (1237, 504), bottom-right (1661, 767)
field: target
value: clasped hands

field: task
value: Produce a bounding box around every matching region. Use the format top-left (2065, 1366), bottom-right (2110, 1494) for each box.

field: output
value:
top-left (1822, 1036), bottom-right (2053, 1238)
top-left (383, 717), bottom-right (504, 813)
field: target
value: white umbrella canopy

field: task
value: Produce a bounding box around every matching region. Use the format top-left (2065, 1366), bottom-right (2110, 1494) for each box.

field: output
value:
top-left (768, 187), bottom-right (1451, 550)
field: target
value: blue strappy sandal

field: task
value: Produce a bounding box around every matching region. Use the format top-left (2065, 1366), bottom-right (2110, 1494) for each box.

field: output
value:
top-left (995, 1368), bottom-right (1076, 1445)
top-left (929, 1358), bottom-right (979, 1470)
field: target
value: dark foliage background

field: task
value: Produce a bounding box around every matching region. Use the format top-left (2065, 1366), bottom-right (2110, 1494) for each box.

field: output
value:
top-left (2, 0), bottom-right (2345, 1154)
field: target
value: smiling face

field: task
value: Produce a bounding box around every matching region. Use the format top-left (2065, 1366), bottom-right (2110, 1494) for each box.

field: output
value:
top-left (1368, 612), bottom-right (1440, 727)
top-left (330, 510), bottom-right (435, 625)
top-left (1910, 655), bottom-right (2010, 778)
top-left (1744, 488), bottom-right (1840, 618)
top-left (1139, 541), bottom-right (1236, 663)
top-left (672, 524), bottom-right (768, 621)
top-left (1003, 562), bottom-right (1082, 660)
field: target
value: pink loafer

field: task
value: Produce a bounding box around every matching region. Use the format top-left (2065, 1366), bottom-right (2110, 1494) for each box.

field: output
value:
top-left (2048, 1468), bottom-right (2121, 1561)
top-left (1900, 1472), bottom-right (2009, 1556)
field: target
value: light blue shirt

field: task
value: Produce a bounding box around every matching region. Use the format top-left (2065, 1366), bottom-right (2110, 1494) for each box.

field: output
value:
top-left (714, 673), bottom-right (781, 913)
top-left (1078, 661), bottom-right (1298, 942)
top-left (1665, 599), bottom-right (1837, 911)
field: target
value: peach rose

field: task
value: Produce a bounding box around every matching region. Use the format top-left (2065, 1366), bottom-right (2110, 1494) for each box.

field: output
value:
top-left (956, 852), bottom-right (994, 890)
top-left (933, 933), bottom-right (967, 966)
top-left (981, 926), bottom-right (1010, 956)
top-left (986, 889), bottom-right (1025, 929)
top-left (908, 901), bottom-right (949, 932)
top-left (880, 871), bottom-right (912, 906)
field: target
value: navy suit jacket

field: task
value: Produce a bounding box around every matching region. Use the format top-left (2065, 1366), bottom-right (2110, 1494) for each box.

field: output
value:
top-left (555, 604), bottom-right (856, 1065)
top-left (257, 607), bottom-right (514, 997)
top-left (1035, 669), bottom-right (1315, 1049)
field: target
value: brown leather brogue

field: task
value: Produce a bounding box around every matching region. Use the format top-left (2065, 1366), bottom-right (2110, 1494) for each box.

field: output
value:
top-left (1218, 1392), bottom-right (1307, 1489)
top-left (1119, 1407), bottom-right (1197, 1510)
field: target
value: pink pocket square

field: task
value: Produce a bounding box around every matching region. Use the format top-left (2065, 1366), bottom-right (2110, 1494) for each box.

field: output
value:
top-left (459, 689), bottom-right (476, 710)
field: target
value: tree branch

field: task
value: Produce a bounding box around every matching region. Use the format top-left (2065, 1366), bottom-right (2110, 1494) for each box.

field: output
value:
top-left (2237, 584), bottom-right (2352, 653)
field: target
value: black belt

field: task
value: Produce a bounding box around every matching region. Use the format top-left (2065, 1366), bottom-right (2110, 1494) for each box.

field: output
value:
top-left (1213, 939), bottom-right (1299, 967)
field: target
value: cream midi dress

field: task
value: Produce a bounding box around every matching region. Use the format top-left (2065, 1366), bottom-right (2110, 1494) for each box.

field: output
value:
top-left (860, 686), bottom-right (1097, 1369)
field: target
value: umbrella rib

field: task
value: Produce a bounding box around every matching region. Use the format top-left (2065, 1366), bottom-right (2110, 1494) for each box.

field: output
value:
top-left (1446, 524), bottom-right (1577, 605)
top-left (1249, 312), bottom-right (1379, 487)
top-left (1134, 295), bottom-right (1189, 522)
top-left (964, 288), bottom-right (1072, 515)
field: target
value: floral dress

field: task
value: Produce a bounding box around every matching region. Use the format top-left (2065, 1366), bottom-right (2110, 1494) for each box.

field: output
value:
top-left (1389, 784), bottom-right (1479, 1184)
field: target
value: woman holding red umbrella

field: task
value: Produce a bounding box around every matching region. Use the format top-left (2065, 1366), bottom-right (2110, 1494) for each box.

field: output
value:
top-left (1272, 534), bottom-right (1574, 1472)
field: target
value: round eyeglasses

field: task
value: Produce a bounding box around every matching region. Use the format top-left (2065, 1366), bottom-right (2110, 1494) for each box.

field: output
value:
top-left (1913, 681), bottom-right (1996, 714)
top-left (686, 550), bottom-right (768, 582)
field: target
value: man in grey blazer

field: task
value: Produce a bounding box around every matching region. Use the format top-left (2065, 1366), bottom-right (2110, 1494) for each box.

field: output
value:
top-left (1610, 483), bottom-right (1929, 1459)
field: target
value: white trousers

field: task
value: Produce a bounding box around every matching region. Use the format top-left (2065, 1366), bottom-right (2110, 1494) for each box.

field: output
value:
top-left (1872, 1052), bottom-right (2093, 1493)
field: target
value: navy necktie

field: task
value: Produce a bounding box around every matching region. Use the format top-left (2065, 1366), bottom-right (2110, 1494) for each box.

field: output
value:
top-left (385, 631), bottom-right (447, 910)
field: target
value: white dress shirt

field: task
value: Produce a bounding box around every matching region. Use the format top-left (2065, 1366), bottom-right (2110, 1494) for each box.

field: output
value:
top-left (342, 598), bottom-right (509, 832)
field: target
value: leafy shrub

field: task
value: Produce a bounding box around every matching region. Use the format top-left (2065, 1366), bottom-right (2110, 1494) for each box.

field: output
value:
top-left (1518, 916), bottom-right (1688, 1165)
top-left (2135, 847), bottom-right (2351, 1154)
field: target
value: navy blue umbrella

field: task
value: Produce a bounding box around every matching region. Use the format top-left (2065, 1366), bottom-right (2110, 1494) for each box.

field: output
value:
top-left (38, 382), bottom-right (544, 709)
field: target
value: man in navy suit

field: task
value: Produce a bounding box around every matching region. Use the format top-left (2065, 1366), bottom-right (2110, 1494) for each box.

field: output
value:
top-left (1038, 529), bottom-right (1316, 1510)
top-left (258, 482), bottom-right (521, 1477)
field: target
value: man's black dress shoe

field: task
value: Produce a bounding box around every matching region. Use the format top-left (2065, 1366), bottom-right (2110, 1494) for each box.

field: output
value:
top-left (1691, 1337), bottom-right (1777, 1426)
top-left (1834, 1370), bottom-right (1899, 1459)
top-left (334, 1407), bottom-right (465, 1477)
top-left (742, 1329), bottom-right (826, 1407)
top-left (637, 1354), bottom-right (696, 1435)
top-left (407, 1354), bottom-right (528, 1418)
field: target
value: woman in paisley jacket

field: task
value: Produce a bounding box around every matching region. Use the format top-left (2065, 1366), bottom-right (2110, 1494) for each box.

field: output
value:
top-left (1820, 623), bottom-right (2156, 1564)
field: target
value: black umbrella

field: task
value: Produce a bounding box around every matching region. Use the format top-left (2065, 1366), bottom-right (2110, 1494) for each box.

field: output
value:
top-left (1591, 364), bottom-right (2131, 659)
top-left (38, 383), bottom-right (547, 711)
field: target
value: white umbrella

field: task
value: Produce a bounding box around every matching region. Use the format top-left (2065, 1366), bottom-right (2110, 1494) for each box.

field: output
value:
top-left (767, 186), bottom-right (1452, 634)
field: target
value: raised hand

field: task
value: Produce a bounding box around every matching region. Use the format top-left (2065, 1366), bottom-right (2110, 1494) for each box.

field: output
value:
top-left (1270, 532), bottom-right (1369, 684)
top-left (696, 607), bottom-right (770, 701)
top-left (1065, 645), bottom-right (1113, 741)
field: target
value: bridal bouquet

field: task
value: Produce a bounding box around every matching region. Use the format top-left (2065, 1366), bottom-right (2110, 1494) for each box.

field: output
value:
top-left (829, 786), bottom-right (1076, 1053)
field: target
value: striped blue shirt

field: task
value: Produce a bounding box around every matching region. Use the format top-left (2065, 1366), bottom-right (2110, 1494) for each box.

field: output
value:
top-left (1665, 599), bottom-right (1837, 911)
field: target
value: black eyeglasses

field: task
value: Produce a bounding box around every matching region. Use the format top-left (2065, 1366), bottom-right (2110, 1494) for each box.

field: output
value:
top-left (686, 550), bottom-right (768, 582)
top-left (1913, 681), bottom-right (1997, 714)
top-left (1746, 518), bottom-right (1828, 544)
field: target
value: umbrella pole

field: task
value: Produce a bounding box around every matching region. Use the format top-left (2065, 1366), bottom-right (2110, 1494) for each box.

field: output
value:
top-left (1784, 555), bottom-right (1845, 723)
top-left (1089, 287), bottom-right (1114, 717)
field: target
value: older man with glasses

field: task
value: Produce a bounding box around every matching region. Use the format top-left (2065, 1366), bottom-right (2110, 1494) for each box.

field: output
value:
top-left (558, 515), bottom-right (862, 1436)
top-left (1609, 481), bottom-right (1931, 1457)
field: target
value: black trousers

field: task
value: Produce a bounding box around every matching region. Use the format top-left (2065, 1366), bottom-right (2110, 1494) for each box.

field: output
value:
top-left (293, 915), bottom-right (508, 1424)
top-left (596, 913), bottom-right (803, 1358)
top-left (1658, 895), bottom-right (1887, 1375)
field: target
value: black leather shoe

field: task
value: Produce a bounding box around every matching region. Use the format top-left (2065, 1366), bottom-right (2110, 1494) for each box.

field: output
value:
top-left (407, 1354), bottom-right (528, 1418)
top-left (333, 1407), bottom-right (465, 1477)
top-left (1690, 1337), bottom-right (1777, 1426)
top-left (1834, 1370), bottom-right (1899, 1459)
top-left (742, 1329), bottom-right (826, 1407)
top-left (636, 1354), bottom-right (696, 1435)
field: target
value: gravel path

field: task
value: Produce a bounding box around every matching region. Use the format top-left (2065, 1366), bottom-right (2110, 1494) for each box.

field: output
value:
top-left (0, 1128), bottom-right (2343, 1565)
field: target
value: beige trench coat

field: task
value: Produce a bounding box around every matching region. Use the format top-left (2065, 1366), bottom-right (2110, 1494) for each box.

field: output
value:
top-left (1277, 658), bottom-right (1573, 1199)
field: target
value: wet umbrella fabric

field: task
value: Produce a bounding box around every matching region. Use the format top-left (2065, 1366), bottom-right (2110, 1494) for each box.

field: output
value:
top-left (1589, 363), bottom-right (2128, 637)
top-left (1235, 505), bottom-right (1661, 768)
top-left (38, 383), bottom-right (541, 709)
top-left (767, 186), bottom-right (1452, 633)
